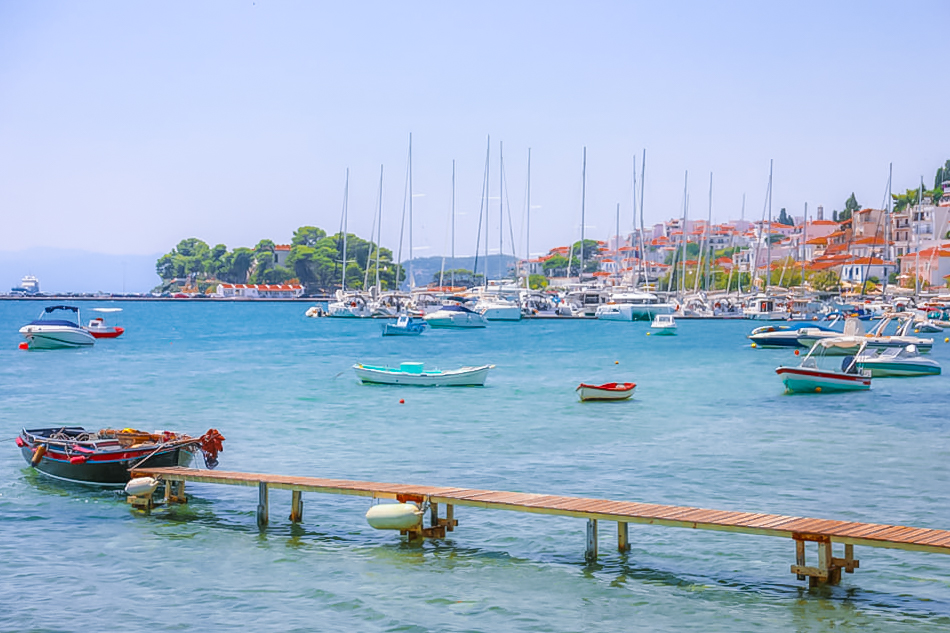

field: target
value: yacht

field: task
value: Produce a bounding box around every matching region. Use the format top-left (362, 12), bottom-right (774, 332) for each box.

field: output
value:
top-left (19, 306), bottom-right (96, 349)
top-left (594, 290), bottom-right (674, 321)
top-left (327, 291), bottom-right (373, 318)
top-left (423, 303), bottom-right (488, 328)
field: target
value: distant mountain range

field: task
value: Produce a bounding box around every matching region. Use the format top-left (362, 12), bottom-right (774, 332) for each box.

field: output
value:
top-left (0, 248), bottom-right (162, 294)
top-left (401, 254), bottom-right (518, 288)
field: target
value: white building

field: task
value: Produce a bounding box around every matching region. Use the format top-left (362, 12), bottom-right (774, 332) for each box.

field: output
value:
top-left (216, 283), bottom-right (305, 299)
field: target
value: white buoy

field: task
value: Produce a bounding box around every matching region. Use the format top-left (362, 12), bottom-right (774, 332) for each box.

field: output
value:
top-left (125, 477), bottom-right (160, 497)
top-left (365, 502), bottom-right (423, 530)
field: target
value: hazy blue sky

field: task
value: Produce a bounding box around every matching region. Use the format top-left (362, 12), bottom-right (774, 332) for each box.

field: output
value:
top-left (1, 1), bottom-right (947, 261)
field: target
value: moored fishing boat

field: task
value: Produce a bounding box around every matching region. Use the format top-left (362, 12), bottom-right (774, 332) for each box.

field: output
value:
top-left (353, 362), bottom-right (494, 386)
top-left (775, 339), bottom-right (871, 393)
top-left (16, 427), bottom-right (225, 486)
top-left (576, 382), bottom-right (636, 401)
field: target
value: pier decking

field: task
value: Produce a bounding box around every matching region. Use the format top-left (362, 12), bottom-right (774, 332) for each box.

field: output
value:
top-left (132, 466), bottom-right (950, 587)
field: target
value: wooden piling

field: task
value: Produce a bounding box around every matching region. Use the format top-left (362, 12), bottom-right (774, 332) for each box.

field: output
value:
top-left (586, 519), bottom-right (598, 562)
top-left (290, 490), bottom-right (303, 523)
top-left (257, 482), bottom-right (269, 529)
top-left (618, 521), bottom-right (629, 552)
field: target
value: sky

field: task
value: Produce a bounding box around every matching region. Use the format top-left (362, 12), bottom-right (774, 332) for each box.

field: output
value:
top-left (1, 1), bottom-right (948, 266)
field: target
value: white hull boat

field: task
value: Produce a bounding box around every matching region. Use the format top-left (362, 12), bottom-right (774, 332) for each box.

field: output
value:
top-left (595, 304), bottom-right (634, 321)
top-left (423, 304), bottom-right (487, 328)
top-left (19, 306), bottom-right (96, 350)
top-left (475, 299), bottom-right (522, 321)
top-left (354, 362), bottom-right (494, 386)
top-left (576, 382), bottom-right (636, 401)
top-left (650, 314), bottom-right (677, 335)
top-left (775, 339), bottom-right (872, 393)
top-left (855, 345), bottom-right (941, 377)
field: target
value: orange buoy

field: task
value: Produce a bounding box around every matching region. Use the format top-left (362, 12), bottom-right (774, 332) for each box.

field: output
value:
top-left (31, 444), bottom-right (47, 466)
top-left (69, 455), bottom-right (87, 465)
top-left (794, 349), bottom-right (800, 356)
top-left (18, 342), bottom-right (28, 350)
top-left (815, 387), bottom-right (822, 393)
top-left (615, 360), bottom-right (619, 364)
top-left (751, 342), bottom-right (757, 348)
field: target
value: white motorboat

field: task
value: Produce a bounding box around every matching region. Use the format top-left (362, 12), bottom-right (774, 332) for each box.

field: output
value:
top-left (775, 339), bottom-right (872, 393)
top-left (595, 303), bottom-right (634, 321)
top-left (84, 308), bottom-right (125, 339)
top-left (353, 362), bottom-right (494, 386)
top-left (855, 344), bottom-right (941, 377)
top-left (744, 294), bottom-right (787, 320)
top-left (19, 305), bottom-right (96, 350)
top-left (650, 314), bottom-right (677, 335)
top-left (474, 296), bottom-right (522, 321)
top-left (423, 304), bottom-right (488, 328)
top-left (796, 317), bottom-right (864, 352)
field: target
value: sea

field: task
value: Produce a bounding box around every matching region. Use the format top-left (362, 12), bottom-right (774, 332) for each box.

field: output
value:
top-left (1, 300), bottom-right (948, 632)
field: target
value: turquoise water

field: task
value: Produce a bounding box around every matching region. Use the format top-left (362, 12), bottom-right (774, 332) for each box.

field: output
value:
top-left (1, 300), bottom-right (949, 632)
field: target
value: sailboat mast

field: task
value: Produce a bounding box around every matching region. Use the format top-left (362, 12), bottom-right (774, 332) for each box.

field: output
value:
top-left (615, 202), bottom-right (620, 282)
top-left (376, 165), bottom-right (383, 293)
top-left (408, 133), bottom-right (413, 290)
top-left (705, 172), bottom-right (712, 291)
top-left (801, 202), bottom-right (807, 294)
top-left (499, 141), bottom-right (504, 283)
top-left (526, 148), bottom-right (531, 288)
top-left (451, 159), bottom-right (456, 288)
top-left (766, 159), bottom-right (773, 293)
top-left (485, 136), bottom-right (490, 288)
top-left (916, 176), bottom-right (923, 295)
top-left (883, 163), bottom-right (892, 296)
top-left (638, 150), bottom-right (646, 289)
top-left (680, 172), bottom-right (688, 296)
top-left (580, 146), bottom-right (586, 284)
top-left (342, 168), bottom-right (349, 292)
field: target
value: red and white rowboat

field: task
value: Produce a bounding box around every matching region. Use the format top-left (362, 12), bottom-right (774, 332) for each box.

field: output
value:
top-left (84, 308), bottom-right (125, 339)
top-left (576, 382), bottom-right (636, 401)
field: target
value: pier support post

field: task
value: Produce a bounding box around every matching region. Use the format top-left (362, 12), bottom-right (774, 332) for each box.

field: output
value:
top-left (445, 504), bottom-right (455, 532)
top-left (429, 502), bottom-right (439, 529)
top-left (618, 521), bottom-right (629, 552)
top-left (257, 482), bottom-right (269, 529)
top-left (586, 519), bottom-right (598, 562)
top-left (791, 536), bottom-right (858, 587)
top-left (290, 490), bottom-right (303, 523)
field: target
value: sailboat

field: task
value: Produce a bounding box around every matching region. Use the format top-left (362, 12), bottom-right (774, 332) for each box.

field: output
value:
top-left (328, 169), bottom-right (372, 318)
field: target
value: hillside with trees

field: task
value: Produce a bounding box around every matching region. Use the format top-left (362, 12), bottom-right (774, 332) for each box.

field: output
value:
top-left (155, 226), bottom-right (401, 295)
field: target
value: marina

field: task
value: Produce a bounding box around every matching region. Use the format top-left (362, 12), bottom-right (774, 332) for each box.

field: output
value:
top-left (3, 298), bottom-right (950, 631)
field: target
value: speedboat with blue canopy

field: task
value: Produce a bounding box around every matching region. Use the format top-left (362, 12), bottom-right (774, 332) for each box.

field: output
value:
top-left (19, 305), bottom-right (96, 349)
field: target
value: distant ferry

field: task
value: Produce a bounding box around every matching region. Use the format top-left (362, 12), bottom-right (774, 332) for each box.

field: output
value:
top-left (11, 275), bottom-right (40, 295)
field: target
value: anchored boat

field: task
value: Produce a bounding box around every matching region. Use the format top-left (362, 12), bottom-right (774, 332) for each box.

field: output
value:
top-left (84, 307), bottom-right (125, 339)
top-left (19, 305), bottom-right (96, 349)
top-left (855, 344), bottom-right (942, 377)
top-left (650, 314), bottom-right (677, 335)
top-left (353, 362), bottom-right (494, 386)
top-left (381, 314), bottom-right (426, 336)
top-left (775, 339), bottom-right (871, 393)
top-left (576, 382), bottom-right (636, 401)
top-left (16, 427), bottom-right (225, 485)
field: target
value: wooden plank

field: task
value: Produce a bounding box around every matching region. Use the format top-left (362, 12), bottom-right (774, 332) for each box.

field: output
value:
top-left (132, 467), bottom-right (950, 555)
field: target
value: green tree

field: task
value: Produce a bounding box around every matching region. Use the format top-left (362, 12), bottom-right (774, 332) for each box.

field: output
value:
top-left (836, 193), bottom-right (860, 222)
top-left (291, 226), bottom-right (327, 248)
top-left (776, 208), bottom-right (794, 226)
top-left (934, 159), bottom-right (950, 190)
top-left (809, 270), bottom-right (840, 291)
top-left (542, 254), bottom-right (570, 277)
top-left (528, 274), bottom-right (548, 290)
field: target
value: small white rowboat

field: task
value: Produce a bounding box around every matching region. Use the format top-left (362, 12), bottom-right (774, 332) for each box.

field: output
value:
top-left (353, 362), bottom-right (495, 386)
top-left (576, 382), bottom-right (636, 401)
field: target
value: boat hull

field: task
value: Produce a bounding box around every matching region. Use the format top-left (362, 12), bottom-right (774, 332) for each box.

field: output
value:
top-left (775, 366), bottom-right (871, 393)
top-left (87, 326), bottom-right (124, 339)
top-left (423, 311), bottom-right (487, 328)
top-left (650, 326), bottom-right (676, 336)
top-left (354, 364), bottom-right (494, 386)
top-left (576, 383), bottom-right (636, 401)
top-left (19, 442), bottom-right (194, 486)
top-left (19, 326), bottom-right (95, 349)
top-left (855, 360), bottom-right (941, 377)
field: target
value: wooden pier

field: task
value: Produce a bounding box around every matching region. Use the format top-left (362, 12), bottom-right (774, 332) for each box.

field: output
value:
top-left (131, 466), bottom-right (950, 588)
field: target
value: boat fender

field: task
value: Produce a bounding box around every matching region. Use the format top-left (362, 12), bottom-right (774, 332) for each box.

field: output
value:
top-left (69, 455), bottom-right (87, 464)
top-left (15, 436), bottom-right (25, 448)
top-left (30, 444), bottom-right (47, 466)
top-left (365, 502), bottom-right (423, 530)
top-left (125, 477), bottom-right (160, 497)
